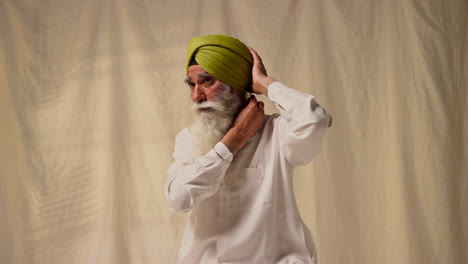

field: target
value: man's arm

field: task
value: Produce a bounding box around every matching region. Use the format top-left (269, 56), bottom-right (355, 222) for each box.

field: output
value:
top-left (220, 96), bottom-right (265, 156)
top-left (248, 47), bottom-right (332, 166)
top-left (164, 129), bottom-right (233, 214)
top-left (164, 48), bottom-right (270, 213)
top-left (218, 47), bottom-right (331, 164)
top-left (269, 81), bottom-right (332, 166)
top-left (216, 48), bottom-right (272, 157)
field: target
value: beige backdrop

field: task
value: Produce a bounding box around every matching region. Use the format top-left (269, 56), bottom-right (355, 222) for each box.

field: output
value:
top-left (0, 0), bottom-right (467, 263)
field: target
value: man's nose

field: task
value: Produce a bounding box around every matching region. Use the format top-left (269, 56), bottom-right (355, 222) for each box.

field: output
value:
top-left (192, 84), bottom-right (206, 103)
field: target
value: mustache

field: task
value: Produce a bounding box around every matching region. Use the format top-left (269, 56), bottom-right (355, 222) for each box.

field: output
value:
top-left (191, 100), bottom-right (226, 113)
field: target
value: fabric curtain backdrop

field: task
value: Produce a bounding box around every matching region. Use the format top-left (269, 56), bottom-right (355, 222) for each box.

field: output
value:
top-left (0, 0), bottom-right (467, 263)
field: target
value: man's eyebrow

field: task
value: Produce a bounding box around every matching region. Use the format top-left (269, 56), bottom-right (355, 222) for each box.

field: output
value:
top-left (184, 72), bottom-right (212, 83)
top-left (198, 72), bottom-right (211, 78)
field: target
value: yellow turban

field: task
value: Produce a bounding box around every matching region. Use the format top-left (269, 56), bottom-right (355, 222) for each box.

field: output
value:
top-left (186, 34), bottom-right (253, 93)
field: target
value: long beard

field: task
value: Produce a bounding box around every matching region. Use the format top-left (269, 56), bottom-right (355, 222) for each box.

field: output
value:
top-left (191, 84), bottom-right (243, 157)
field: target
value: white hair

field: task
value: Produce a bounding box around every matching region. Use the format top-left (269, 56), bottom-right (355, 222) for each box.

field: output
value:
top-left (190, 83), bottom-right (244, 157)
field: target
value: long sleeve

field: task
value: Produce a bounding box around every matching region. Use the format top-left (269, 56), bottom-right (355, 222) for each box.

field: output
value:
top-left (164, 128), bottom-right (233, 214)
top-left (268, 81), bottom-right (332, 167)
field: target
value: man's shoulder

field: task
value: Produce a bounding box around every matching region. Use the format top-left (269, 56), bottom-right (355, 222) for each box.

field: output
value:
top-left (177, 127), bottom-right (191, 135)
top-left (263, 113), bottom-right (282, 128)
top-left (174, 127), bottom-right (192, 142)
top-left (257, 113), bottom-right (282, 137)
top-left (258, 113), bottom-right (289, 141)
top-left (263, 113), bottom-right (278, 122)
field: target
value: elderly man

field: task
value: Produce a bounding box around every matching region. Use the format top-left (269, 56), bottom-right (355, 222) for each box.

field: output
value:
top-left (165, 34), bottom-right (332, 264)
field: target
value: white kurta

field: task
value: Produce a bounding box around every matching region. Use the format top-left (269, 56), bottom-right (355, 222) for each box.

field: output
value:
top-left (165, 81), bottom-right (332, 264)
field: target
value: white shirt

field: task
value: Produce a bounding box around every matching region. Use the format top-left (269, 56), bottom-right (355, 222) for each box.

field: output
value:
top-left (165, 81), bottom-right (332, 264)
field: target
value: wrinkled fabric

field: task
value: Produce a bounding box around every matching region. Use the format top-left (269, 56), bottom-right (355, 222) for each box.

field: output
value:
top-left (0, 0), bottom-right (467, 263)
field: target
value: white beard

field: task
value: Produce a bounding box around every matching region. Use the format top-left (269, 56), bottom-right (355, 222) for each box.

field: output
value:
top-left (191, 84), bottom-right (243, 157)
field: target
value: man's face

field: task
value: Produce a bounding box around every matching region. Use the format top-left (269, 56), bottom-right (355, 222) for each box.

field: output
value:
top-left (185, 65), bottom-right (226, 108)
top-left (187, 65), bottom-right (244, 156)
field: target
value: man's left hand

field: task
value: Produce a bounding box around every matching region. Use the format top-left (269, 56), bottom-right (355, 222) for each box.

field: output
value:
top-left (248, 47), bottom-right (275, 96)
top-left (221, 95), bottom-right (264, 156)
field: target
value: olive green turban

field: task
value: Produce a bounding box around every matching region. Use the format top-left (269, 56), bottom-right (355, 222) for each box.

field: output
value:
top-left (186, 34), bottom-right (253, 93)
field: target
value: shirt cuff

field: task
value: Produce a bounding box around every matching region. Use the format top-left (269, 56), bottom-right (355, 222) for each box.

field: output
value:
top-left (213, 142), bottom-right (233, 162)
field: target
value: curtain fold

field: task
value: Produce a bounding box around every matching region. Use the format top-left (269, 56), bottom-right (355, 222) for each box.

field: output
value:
top-left (0, 0), bottom-right (466, 263)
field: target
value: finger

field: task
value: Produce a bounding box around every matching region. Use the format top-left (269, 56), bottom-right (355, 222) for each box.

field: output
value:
top-left (258, 101), bottom-right (264, 110)
top-left (254, 52), bottom-right (263, 64)
top-left (249, 96), bottom-right (258, 105)
top-left (248, 47), bottom-right (261, 64)
top-left (248, 46), bottom-right (256, 56)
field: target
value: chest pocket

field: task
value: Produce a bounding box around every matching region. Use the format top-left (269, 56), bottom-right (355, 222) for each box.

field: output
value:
top-left (239, 163), bottom-right (273, 209)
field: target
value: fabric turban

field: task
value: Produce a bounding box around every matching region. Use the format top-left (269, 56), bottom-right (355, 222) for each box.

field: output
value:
top-left (186, 34), bottom-right (253, 93)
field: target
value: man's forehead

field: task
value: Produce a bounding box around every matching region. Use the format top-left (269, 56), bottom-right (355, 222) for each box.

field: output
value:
top-left (185, 66), bottom-right (212, 82)
top-left (188, 65), bottom-right (207, 75)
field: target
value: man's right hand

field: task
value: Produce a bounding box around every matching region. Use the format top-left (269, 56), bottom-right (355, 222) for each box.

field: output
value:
top-left (221, 96), bottom-right (264, 156)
